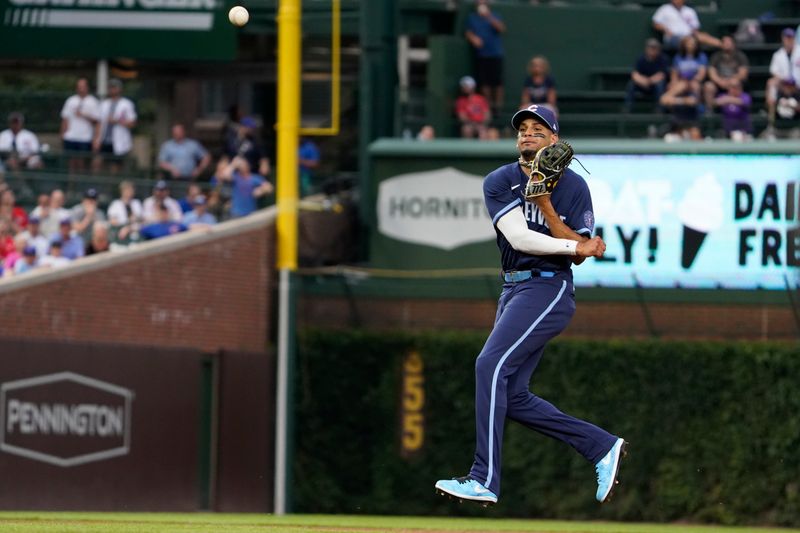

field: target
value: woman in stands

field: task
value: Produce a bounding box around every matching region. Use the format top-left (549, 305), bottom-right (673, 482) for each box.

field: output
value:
top-left (520, 55), bottom-right (558, 115)
top-left (665, 35), bottom-right (708, 102)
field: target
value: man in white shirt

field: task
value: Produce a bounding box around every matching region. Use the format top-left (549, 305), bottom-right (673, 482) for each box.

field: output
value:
top-left (142, 180), bottom-right (184, 223)
top-left (652, 0), bottom-right (721, 50)
top-left (766, 28), bottom-right (800, 126)
top-left (60, 77), bottom-right (100, 174)
top-left (93, 78), bottom-right (137, 174)
top-left (0, 112), bottom-right (43, 170)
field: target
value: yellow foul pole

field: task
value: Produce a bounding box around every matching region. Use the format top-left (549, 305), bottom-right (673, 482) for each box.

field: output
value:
top-left (275, 0), bottom-right (300, 516)
top-left (276, 0), bottom-right (301, 270)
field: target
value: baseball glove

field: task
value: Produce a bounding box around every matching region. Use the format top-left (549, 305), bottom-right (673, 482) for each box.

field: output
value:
top-left (522, 140), bottom-right (574, 200)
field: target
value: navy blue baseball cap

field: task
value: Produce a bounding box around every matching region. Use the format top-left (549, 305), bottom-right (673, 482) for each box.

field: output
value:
top-left (511, 104), bottom-right (559, 134)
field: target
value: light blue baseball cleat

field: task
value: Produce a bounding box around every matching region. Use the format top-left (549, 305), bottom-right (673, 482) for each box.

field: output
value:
top-left (435, 476), bottom-right (498, 506)
top-left (595, 437), bottom-right (627, 503)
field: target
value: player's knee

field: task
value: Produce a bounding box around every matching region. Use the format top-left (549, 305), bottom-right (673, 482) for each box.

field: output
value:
top-left (475, 352), bottom-right (498, 375)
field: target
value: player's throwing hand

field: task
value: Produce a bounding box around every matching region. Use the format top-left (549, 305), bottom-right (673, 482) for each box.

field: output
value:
top-left (576, 236), bottom-right (606, 258)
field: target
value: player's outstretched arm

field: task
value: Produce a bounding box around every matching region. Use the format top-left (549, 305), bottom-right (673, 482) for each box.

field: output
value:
top-left (497, 207), bottom-right (578, 256)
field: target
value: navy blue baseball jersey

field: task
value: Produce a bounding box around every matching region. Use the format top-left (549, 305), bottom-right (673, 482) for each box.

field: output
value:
top-left (483, 162), bottom-right (595, 273)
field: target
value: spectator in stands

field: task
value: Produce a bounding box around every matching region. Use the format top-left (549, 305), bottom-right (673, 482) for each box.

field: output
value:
top-left (107, 180), bottom-right (143, 242)
top-left (225, 116), bottom-right (271, 178)
top-left (2, 234), bottom-right (27, 274)
top-left (0, 112), bottom-right (43, 170)
top-left (664, 36), bottom-right (708, 108)
top-left (763, 80), bottom-right (800, 139)
top-left (56, 217), bottom-right (85, 260)
top-left (39, 239), bottom-right (70, 269)
top-left (158, 123), bottom-right (211, 180)
top-left (416, 125), bottom-right (436, 140)
top-left (143, 180), bottom-right (183, 223)
top-left (178, 182), bottom-right (202, 213)
top-left (0, 218), bottom-right (14, 261)
top-left (703, 35), bottom-right (749, 116)
top-left (299, 138), bottom-right (321, 196)
top-left (714, 79), bottom-right (752, 139)
top-left (660, 85), bottom-right (702, 140)
top-left (520, 56), bottom-right (558, 114)
top-left (35, 189), bottom-right (70, 239)
top-left (71, 187), bottom-right (107, 243)
top-left (0, 188), bottom-right (28, 232)
top-left (60, 77), bottom-right (100, 174)
top-left (652, 0), bottom-right (721, 51)
top-left (766, 28), bottom-right (800, 129)
top-left (223, 103), bottom-right (244, 156)
top-left (182, 194), bottom-right (217, 228)
top-left (215, 156), bottom-right (273, 218)
top-left (624, 39), bottom-right (670, 113)
top-left (140, 202), bottom-right (188, 240)
top-left (13, 245), bottom-right (37, 275)
top-left (455, 75), bottom-right (492, 139)
top-left (93, 78), bottom-right (137, 175)
top-left (18, 216), bottom-right (49, 259)
top-left (85, 221), bottom-right (111, 255)
top-left (208, 156), bottom-right (233, 220)
top-left (465, 0), bottom-right (506, 115)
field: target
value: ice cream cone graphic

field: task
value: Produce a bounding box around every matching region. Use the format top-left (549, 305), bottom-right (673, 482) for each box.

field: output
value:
top-left (681, 225), bottom-right (707, 268)
top-left (677, 173), bottom-right (723, 270)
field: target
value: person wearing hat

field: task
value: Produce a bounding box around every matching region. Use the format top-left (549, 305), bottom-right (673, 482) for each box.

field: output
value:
top-left (225, 115), bottom-right (271, 178)
top-left (142, 180), bottom-right (183, 223)
top-left (13, 245), bottom-right (38, 275)
top-left (624, 38), bottom-right (670, 113)
top-left (766, 28), bottom-right (800, 129)
top-left (182, 194), bottom-right (217, 228)
top-left (18, 215), bottom-right (50, 258)
top-left (93, 78), bottom-right (137, 174)
top-left (56, 216), bottom-right (84, 260)
top-left (455, 75), bottom-right (491, 139)
top-left (158, 123), bottom-right (211, 180)
top-left (434, 105), bottom-right (622, 507)
top-left (0, 112), bottom-right (43, 170)
top-left (71, 187), bottom-right (107, 243)
top-left (39, 238), bottom-right (70, 269)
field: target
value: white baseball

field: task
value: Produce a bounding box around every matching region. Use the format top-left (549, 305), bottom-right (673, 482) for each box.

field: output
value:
top-left (228, 5), bottom-right (249, 27)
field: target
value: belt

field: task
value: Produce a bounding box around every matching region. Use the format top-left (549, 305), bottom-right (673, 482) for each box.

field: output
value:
top-left (502, 269), bottom-right (556, 283)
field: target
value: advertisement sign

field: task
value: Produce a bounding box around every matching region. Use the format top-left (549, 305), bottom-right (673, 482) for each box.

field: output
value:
top-left (1, 372), bottom-right (133, 468)
top-left (0, 0), bottom-right (235, 60)
top-left (373, 154), bottom-right (798, 290)
top-left (578, 155), bottom-right (798, 290)
top-left (377, 167), bottom-right (493, 250)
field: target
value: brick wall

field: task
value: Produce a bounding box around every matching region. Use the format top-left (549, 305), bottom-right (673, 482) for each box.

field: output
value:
top-left (0, 210), bottom-right (275, 354)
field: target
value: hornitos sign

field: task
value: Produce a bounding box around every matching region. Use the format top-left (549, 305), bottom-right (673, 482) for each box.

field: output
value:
top-left (4, 0), bottom-right (216, 31)
top-left (377, 167), bottom-right (494, 250)
top-left (0, 372), bottom-right (134, 467)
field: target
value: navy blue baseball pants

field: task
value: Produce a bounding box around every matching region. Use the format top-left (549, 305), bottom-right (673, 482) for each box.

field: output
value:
top-left (468, 272), bottom-right (618, 496)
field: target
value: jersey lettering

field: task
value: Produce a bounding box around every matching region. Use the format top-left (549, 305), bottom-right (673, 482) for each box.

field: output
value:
top-left (522, 201), bottom-right (567, 229)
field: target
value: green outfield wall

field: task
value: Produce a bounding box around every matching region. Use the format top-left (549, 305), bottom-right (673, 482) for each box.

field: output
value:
top-left (367, 138), bottom-right (800, 293)
top-left (294, 330), bottom-right (800, 526)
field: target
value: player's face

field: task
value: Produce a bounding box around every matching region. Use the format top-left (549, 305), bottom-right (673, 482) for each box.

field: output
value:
top-left (516, 118), bottom-right (557, 159)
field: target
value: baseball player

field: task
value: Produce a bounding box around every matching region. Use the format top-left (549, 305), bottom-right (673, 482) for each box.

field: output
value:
top-left (435, 105), bottom-right (626, 506)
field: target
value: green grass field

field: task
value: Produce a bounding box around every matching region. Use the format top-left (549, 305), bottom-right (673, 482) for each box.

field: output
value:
top-left (0, 513), bottom-right (798, 533)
